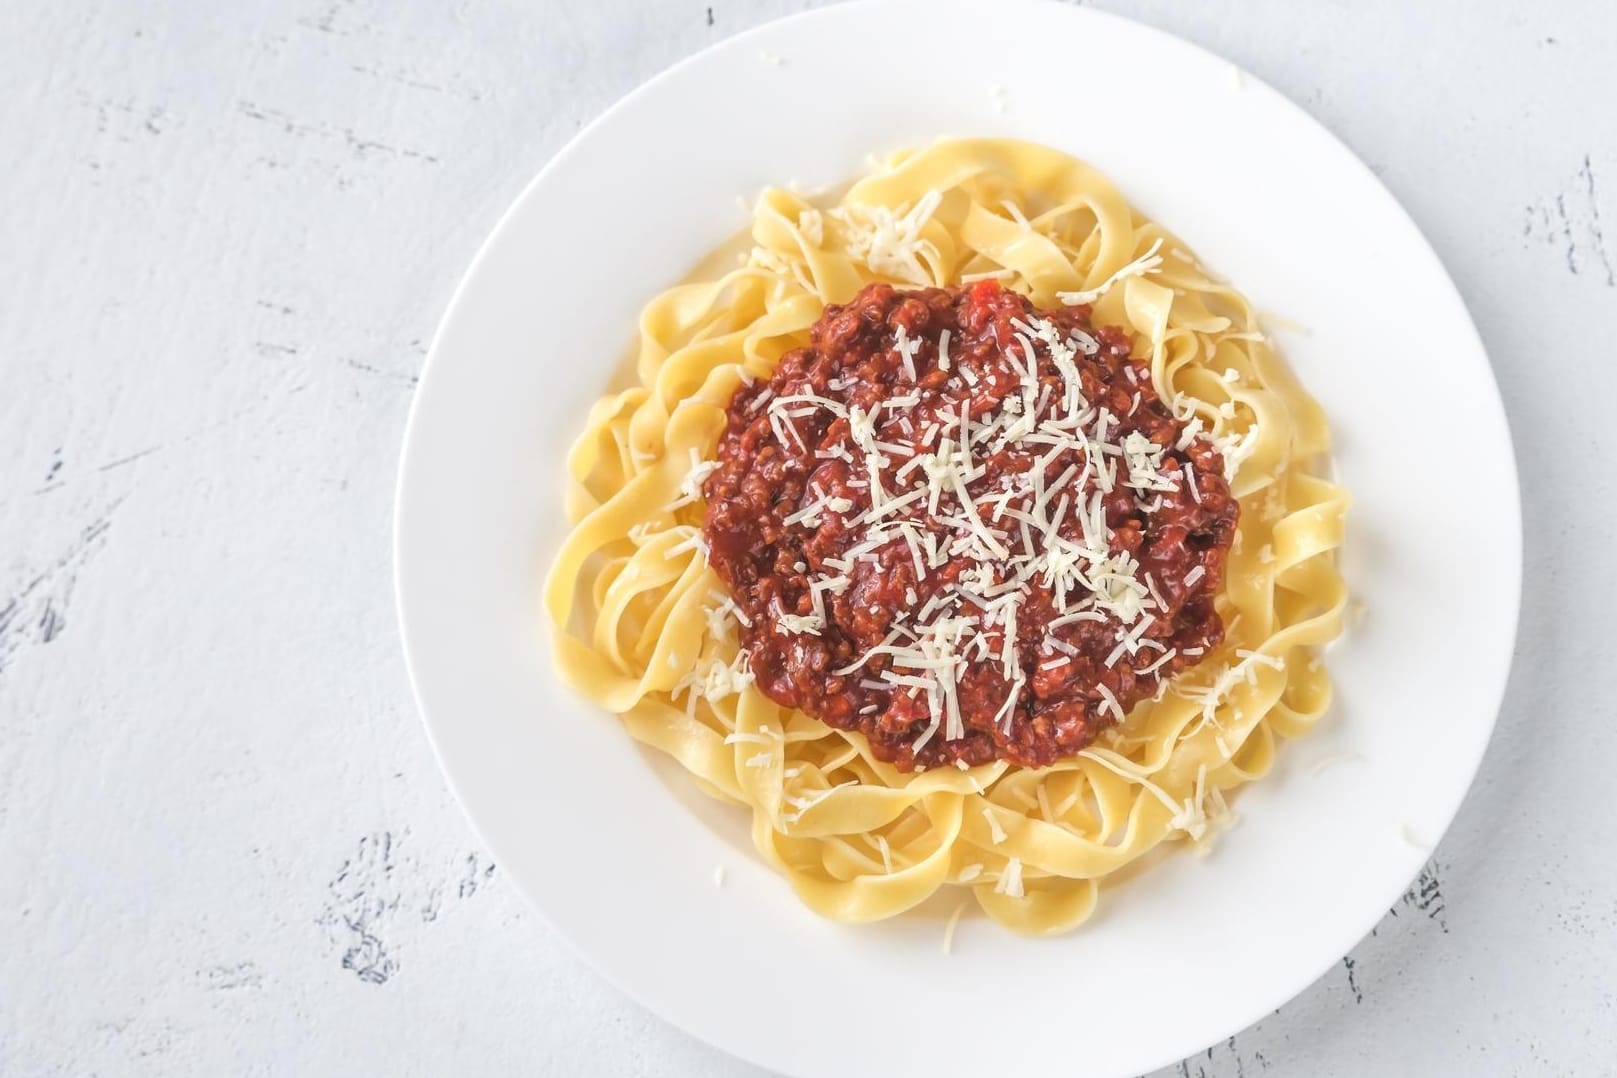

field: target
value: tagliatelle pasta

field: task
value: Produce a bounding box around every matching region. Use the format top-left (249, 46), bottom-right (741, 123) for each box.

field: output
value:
top-left (544, 138), bottom-right (1348, 935)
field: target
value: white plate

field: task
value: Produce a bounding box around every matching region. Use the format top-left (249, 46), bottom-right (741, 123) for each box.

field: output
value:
top-left (395, 3), bottom-right (1520, 1075)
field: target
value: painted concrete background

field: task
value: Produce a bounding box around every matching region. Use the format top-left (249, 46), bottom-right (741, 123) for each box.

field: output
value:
top-left (1, 1), bottom-right (1612, 1074)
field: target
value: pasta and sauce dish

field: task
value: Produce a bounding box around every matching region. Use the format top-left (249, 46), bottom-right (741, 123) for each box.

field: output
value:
top-left (545, 138), bottom-right (1348, 935)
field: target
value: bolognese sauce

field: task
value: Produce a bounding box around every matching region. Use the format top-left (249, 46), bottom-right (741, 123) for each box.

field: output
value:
top-left (702, 281), bottom-right (1237, 771)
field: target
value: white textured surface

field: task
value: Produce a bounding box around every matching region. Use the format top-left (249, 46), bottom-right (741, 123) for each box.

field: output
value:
top-left (0, 1), bottom-right (1610, 1075)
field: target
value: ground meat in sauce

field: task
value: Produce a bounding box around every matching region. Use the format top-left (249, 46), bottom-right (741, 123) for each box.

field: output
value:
top-left (702, 281), bottom-right (1238, 770)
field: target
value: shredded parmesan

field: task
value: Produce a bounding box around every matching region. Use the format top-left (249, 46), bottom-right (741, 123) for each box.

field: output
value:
top-left (942, 902), bottom-right (968, 954)
top-left (828, 190), bottom-right (943, 285)
top-left (664, 449), bottom-right (720, 510)
top-left (1057, 239), bottom-right (1165, 305)
top-left (1310, 751), bottom-right (1363, 777)
top-left (778, 613), bottom-right (824, 635)
top-left (981, 807), bottom-right (1008, 845)
top-left (783, 779), bottom-right (858, 823)
top-left (994, 856), bottom-right (1025, 898)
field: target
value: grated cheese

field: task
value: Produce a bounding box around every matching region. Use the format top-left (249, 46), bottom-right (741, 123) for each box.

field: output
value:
top-left (778, 613), bottom-right (824, 635)
top-left (942, 902), bottom-right (968, 955)
top-left (1056, 239), bottom-right (1165, 306)
top-left (981, 807), bottom-right (1008, 845)
top-left (784, 780), bottom-right (858, 823)
top-left (994, 856), bottom-right (1025, 898)
top-left (828, 189), bottom-right (943, 285)
top-left (1309, 751), bottom-right (1363, 777)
